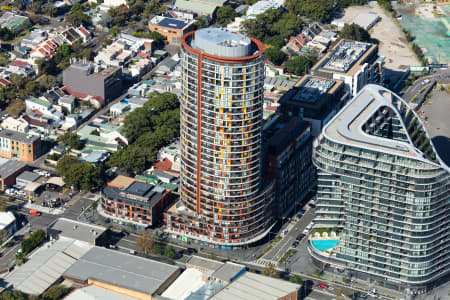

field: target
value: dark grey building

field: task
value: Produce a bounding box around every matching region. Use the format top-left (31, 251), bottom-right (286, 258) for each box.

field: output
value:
top-left (262, 116), bottom-right (316, 219)
top-left (63, 62), bottom-right (123, 103)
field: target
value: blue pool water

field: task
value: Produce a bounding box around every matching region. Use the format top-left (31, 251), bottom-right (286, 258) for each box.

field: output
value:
top-left (311, 240), bottom-right (340, 252)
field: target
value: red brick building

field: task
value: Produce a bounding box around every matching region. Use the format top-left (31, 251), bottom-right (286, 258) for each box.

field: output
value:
top-left (100, 176), bottom-right (172, 227)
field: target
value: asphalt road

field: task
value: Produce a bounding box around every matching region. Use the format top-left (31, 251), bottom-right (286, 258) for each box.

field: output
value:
top-left (0, 193), bottom-right (95, 272)
top-left (402, 68), bottom-right (450, 102)
top-left (263, 207), bottom-right (316, 263)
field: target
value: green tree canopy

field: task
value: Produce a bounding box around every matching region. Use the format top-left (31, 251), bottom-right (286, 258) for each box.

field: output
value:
top-left (66, 4), bottom-right (91, 26)
top-left (216, 5), bottom-right (237, 26)
top-left (264, 36), bottom-right (284, 49)
top-left (132, 31), bottom-right (165, 48)
top-left (0, 27), bottom-right (14, 41)
top-left (265, 47), bottom-right (287, 65)
top-left (57, 132), bottom-right (84, 150)
top-left (289, 274), bottom-right (303, 284)
top-left (56, 156), bottom-right (103, 190)
top-left (195, 17), bottom-right (208, 29)
top-left (0, 290), bottom-right (26, 300)
top-left (243, 9), bottom-right (302, 44)
top-left (143, 0), bottom-right (167, 17)
top-left (21, 229), bottom-right (46, 255)
top-left (41, 285), bottom-right (69, 300)
top-left (107, 92), bottom-right (180, 173)
top-left (338, 23), bottom-right (371, 42)
top-left (283, 55), bottom-right (317, 76)
top-left (285, 0), bottom-right (334, 22)
top-left (164, 245), bottom-right (176, 259)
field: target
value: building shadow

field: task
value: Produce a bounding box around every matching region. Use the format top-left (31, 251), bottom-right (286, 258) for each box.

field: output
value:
top-left (432, 136), bottom-right (450, 167)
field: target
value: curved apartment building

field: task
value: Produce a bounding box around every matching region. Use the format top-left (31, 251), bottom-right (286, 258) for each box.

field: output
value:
top-left (310, 85), bottom-right (449, 293)
top-left (165, 28), bottom-right (273, 247)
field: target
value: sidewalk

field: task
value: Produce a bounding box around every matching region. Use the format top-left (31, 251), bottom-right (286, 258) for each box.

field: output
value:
top-left (320, 270), bottom-right (404, 299)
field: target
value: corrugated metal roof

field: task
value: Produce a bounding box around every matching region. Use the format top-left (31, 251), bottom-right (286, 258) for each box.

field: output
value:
top-left (5, 238), bottom-right (91, 295)
top-left (63, 247), bottom-right (180, 295)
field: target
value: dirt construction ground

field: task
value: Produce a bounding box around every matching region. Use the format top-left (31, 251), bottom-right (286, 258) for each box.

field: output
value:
top-left (334, 2), bottom-right (420, 73)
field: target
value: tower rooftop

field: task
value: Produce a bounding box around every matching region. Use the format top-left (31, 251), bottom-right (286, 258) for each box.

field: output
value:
top-left (192, 28), bottom-right (252, 58)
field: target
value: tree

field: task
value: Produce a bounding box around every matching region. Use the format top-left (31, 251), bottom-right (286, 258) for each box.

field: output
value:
top-left (21, 229), bottom-right (46, 255)
top-left (56, 156), bottom-right (103, 191)
top-left (265, 47), bottom-right (287, 66)
top-left (289, 274), bottom-right (303, 284)
top-left (285, 0), bottom-right (334, 22)
top-left (338, 23), bottom-right (371, 43)
top-left (142, 0), bottom-right (167, 17)
top-left (6, 100), bottom-right (25, 117)
top-left (39, 75), bottom-right (57, 90)
top-left (43, 3), bottom-right (55, 17)
top-left (164, 245), bottom-right (176, 259)
top-left (262, 263), bottom-right (280, 278)
top-left (41, 284), bottom-right (69, 300)
top-left (272, 13), bottom-right (303, 39)
top-left (195, 17), bottom-right (207, 29)
top-left (66, 4), bottom-right (91, 27)
top-left (0, 290), bottom-right (26, 300)
top-left (0, 27), bottom-right (14, 41)
top-left (109, 27), bottom-right (120, 37)
top-left (284, 55), bottom-right (317, 76)
top-left (136, 231), bottom-right (154, 255)
top-left (108, 92), bottom-right (179, 172)
top-left (153, 243), bottom-right (162, 255)
top-left (130, 0), bottom-right (145, 15)
top-left (264, 36), bottom-right (284, 49)
top-left (108, 5), bottom-right (130, 27)
top-left (216, 5), bottom-right (237, 26)
top-left (243, 9), bottom-right (302, 42)
top-left (132, 31), bottom-right (165, 48)
top-left (57, 132), bottom-right (84, 150)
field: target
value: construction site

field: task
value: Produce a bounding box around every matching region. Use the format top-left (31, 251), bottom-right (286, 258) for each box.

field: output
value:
top-left (396, 2), bottom-right (450, 64)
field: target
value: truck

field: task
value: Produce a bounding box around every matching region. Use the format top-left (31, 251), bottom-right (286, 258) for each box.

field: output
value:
top-left (29, 210), bottom-right (41, 216)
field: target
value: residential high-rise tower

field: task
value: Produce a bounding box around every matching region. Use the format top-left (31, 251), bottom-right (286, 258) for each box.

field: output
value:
top-left (165, 28), bottom-right (274, 247)
top-left (310, 85), bottom-right (449, 293)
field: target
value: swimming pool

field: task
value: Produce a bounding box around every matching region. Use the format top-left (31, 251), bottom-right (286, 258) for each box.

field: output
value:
top-left (311, 240), bottom-right (340, 252)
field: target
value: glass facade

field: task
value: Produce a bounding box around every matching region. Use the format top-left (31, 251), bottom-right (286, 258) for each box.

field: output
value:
top-left (311, 86), bottom-right (449, 288)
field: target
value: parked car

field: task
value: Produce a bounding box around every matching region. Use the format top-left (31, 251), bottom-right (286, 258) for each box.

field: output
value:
top-left (296, 233), bottom-right (305, 241)
top-left (354, 292), bottom-right (368, 299)
top-left (29, 210), bottom-right (41, 216)
top-left (318, 283), bottom-right (328, 289)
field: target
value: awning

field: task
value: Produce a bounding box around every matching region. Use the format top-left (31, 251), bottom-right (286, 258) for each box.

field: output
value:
top-left (46, 177), bottom-right (65, 187)
top-left (24, 182), bottom-right (43, 193)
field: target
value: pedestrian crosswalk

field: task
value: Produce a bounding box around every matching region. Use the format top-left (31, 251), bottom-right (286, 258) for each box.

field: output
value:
top-left (254, 258), bottom-right (276, 266)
